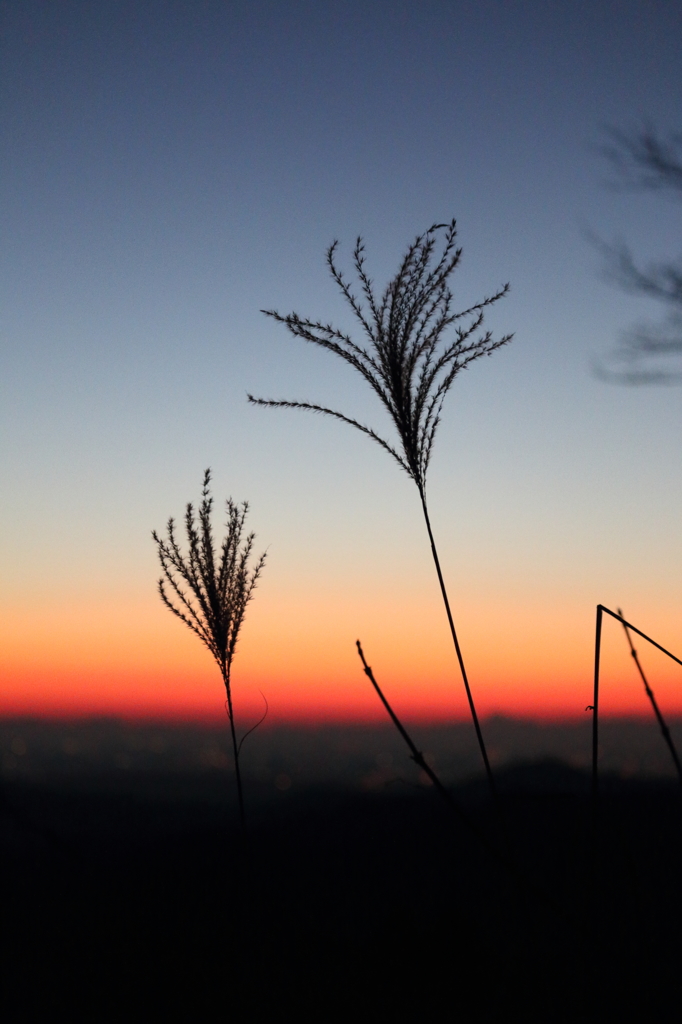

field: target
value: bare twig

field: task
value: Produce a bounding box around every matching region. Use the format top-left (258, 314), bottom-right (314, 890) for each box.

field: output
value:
top-left (356, 640), bottom-right (494, 848)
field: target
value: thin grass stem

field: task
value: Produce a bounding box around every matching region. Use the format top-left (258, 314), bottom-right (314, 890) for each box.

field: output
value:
top-left (224, 668), bottom-right (246, 830)
top-left (418, 487), bottom-right (497, 801)
top-left (591, 605), bottom-right (602, 809)
top-left (591, 603), bottom-right (682, 871)
top-left (356, 640), bottom-right (497, 850)
top-left (617, 607), bottom-right (682, 786)
top-left (356, 640), bottom-right (575, 930)
top-left (589, 604), bottom-right (603, 889)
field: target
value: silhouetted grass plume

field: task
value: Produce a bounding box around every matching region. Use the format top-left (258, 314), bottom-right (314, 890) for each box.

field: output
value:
top-left (249, 221), bottom-right (512, 797)
top-left (152, 470), bottom-right (266, 828)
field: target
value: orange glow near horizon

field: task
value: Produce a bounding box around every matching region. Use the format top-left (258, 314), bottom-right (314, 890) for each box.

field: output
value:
top-left (2, 591), bottom-right (682, 723)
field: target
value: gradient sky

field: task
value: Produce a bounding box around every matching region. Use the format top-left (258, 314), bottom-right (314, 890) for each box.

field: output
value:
top-left (2, 0), bottom-right (682, 724)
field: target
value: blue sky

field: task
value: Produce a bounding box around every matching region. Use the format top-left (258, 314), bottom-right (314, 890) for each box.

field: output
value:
top-left (2, 1), bottom-right (681, 718)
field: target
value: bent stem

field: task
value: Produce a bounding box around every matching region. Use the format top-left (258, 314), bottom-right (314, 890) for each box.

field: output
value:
top-left (418, 487), bottom-right (498, 803)
top-left (590, 604), bottom-right (682, 888)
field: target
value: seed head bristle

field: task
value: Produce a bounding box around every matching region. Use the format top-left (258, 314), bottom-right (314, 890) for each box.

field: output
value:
top-left (249, 220), bottom-right (512, 492)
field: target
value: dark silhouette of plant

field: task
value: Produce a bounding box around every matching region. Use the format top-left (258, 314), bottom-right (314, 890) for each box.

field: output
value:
top-left (591, 604), bottom-right (682, 844)
top-left (593, 124), bottom-right (682, 383)
top-left (356, 640), bottom-right (572, 927)
top-left (248, 221), bottom-right (512, 798)
top-left (617, 607), bottom-right (682, 786)
top-left (152, 470), bottom-right (266, 829)
top-left (355, 639), bottom-right (487, 831)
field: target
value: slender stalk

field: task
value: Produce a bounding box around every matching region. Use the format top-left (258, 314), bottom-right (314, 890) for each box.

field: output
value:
top-left (419, 487), bottom-right (498, 802)
top-left (590, 604), bottom-right (682, 870)
top-left (590, 605), bottom-right (603, 882)
top-left (223, 665), bottom-right (246, 831)
top-left (591, 606), bottom-right (602, 809)
top-left (617, 607), bottom-right (682, 786)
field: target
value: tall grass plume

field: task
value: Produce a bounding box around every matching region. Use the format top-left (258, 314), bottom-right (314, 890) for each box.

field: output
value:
top-left (249, 221), bottom-right (512, 797)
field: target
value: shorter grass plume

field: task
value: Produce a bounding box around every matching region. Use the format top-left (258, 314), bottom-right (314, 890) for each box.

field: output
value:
top-left (152, 469), bottom-right (266, 829)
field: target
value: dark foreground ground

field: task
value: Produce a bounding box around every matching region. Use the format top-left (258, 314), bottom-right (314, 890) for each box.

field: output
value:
top-left (2, 758), bottom-right (681, 1023)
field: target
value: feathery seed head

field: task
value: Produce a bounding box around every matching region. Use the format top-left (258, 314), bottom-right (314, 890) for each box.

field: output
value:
top-left (152, 470), bottom-right (266, 680)
top-left (248, 220), bottom-right (512, 492)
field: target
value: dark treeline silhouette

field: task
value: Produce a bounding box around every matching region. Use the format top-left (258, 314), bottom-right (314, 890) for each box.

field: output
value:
top-left (3, 745), bottom-right (681, 1020)
top-left (4, 715), bottom-right (682, 787)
